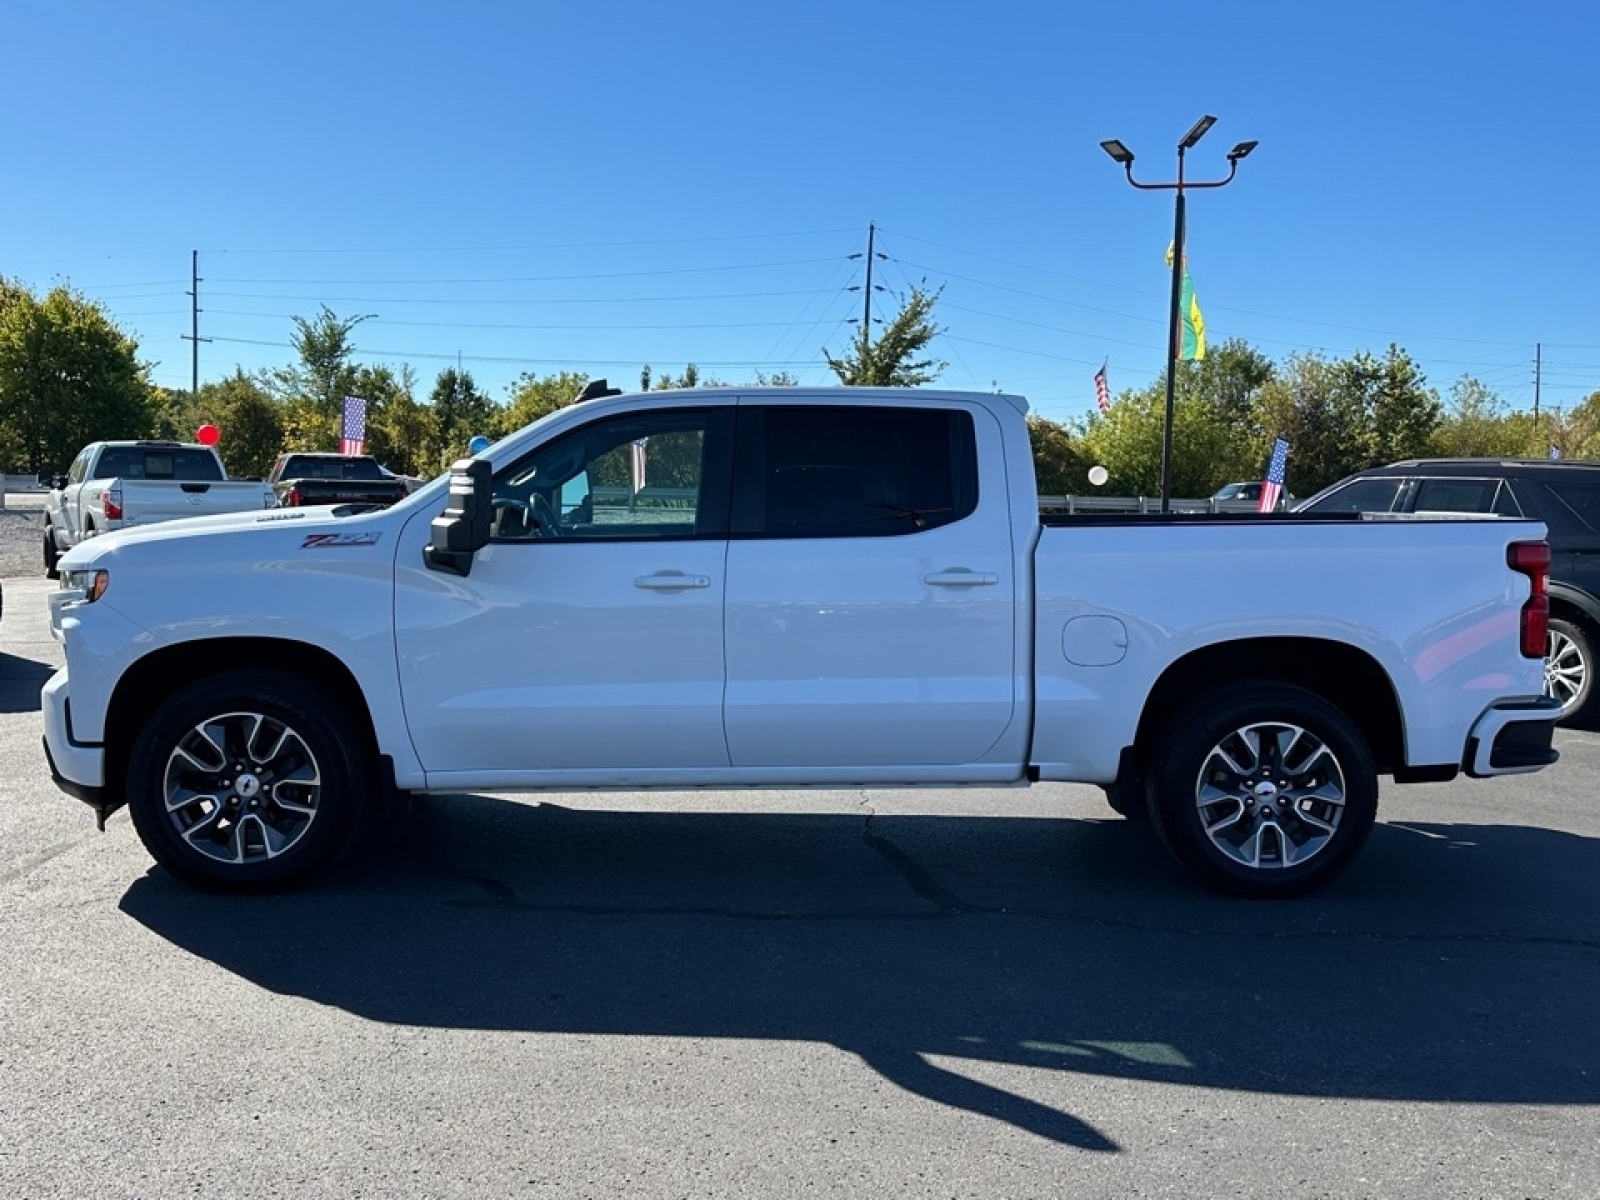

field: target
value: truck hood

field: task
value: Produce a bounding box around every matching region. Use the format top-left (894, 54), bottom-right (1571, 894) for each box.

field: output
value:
top-left (56, 502), bottom-right (415, 573)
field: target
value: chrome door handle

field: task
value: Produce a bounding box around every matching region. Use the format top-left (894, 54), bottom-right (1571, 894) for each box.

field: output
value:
top-left (634, 573), bottom-right (711, 590)
top-left (923, 571), bottom-right (999, 587)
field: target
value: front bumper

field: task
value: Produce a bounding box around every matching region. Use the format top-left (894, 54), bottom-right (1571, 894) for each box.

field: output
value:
top-left (42, 666), bottom-right (111, 822)
top-left (1463, 695), bottom-right (1562, 778)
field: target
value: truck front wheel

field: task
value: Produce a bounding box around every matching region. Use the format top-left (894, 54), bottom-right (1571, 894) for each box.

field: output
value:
top-left (125, 670), bottom-right (371, 892)
top-left (1146, 684), bottom-right (1378, 898)
top-left (43, 523), bottom-right (59, 579)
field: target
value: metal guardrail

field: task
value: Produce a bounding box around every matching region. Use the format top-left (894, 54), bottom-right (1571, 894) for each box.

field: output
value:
top-left (0, 474), bottom-right (50, 510)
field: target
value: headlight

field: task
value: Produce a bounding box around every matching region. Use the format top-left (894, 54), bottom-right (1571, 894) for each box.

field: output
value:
top-left (60, 568), bottom-right (110, 603)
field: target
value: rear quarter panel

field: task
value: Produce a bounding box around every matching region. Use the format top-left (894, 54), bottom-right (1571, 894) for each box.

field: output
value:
top-left (1029, 516), bottom-right (1547, 780)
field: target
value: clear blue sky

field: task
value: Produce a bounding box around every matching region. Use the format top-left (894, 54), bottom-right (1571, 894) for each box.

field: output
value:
top-left (5, 0), bottom-right (1596, 426)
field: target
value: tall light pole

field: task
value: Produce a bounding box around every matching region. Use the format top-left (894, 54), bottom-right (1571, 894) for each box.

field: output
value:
top-left (1100, 117), bottom-right (1257, 512)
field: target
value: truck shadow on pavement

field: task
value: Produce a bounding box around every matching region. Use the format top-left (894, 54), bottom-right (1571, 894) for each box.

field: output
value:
top-left (119, 796), bottom-right (1600, 1152)
top-left (0, 652), bottom-right (53, 714)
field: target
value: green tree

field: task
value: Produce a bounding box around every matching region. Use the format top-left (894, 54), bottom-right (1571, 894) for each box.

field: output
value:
top-left (428, 367), bottom-right (498, 466)
top-left (1430, 377), bottom-right (1533, 458)
top-left (645, 364), bottom-right (731, 390)
top-left (0, 280), bottom-right (157, 472)
top-left (1554, 390), bottom-right (1600, 460)
top-left (823, 283), bottom-right (947, 387)
top-left (1350, 345), bottom-right (1441, 465)
top-left (366, 365), bottom-right (436, 476)
top-left (1079, 387), bottom-right (1260, 496)
top-left (205, 371), bottom-right (284, 479)
top-left (498, 370), bottom-right (595, 435)
top-left (1253, 353), bottom-right (1378, 495)
top-left (269, 306), bottom-right (374, 447)
top-left (338, 363), bottom-right (416, 469)
top-left (1184, 338), bottom-right (1277, 426)
top-left (1028, 415), bottom-right (1090, 496)
top-left (151, 386), bottom-right (203, 443)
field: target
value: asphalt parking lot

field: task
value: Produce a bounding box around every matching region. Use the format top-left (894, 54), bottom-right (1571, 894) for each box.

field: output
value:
top-left (2, 573), bottom-right (1597, 1199)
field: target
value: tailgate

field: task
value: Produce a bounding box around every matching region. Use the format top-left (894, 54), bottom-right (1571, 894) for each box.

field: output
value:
top-left (122, 481), bottom-right (269, 524)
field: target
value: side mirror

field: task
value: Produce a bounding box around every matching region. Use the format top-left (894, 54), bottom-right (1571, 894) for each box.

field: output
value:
top-left (424, 458), bottom-right (492, 576)
top-left (51, 473), bottom-right (68, 491)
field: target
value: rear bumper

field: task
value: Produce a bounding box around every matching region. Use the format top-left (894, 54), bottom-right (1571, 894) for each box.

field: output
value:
top-left (1463, 696), bottom-right (1561, 778)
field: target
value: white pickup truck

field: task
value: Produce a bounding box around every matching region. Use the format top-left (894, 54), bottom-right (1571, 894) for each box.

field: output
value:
top-left (42, 440), bottom-right (277, 577)
top-left (42, 386), bottom-right (1561, 898)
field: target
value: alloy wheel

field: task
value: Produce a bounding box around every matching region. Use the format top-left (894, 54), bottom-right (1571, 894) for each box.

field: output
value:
top-left (161, 710), bottom-right (322, 864)
top-left (1545, 626), bottom-right (1587, 718)
top-left (1192, 720), bottom-right (1346, 871)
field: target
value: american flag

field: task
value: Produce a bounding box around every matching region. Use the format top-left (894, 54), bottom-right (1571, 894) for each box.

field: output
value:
top-left (340, 395), bottom-right (367, 455)
top-left (630, 437), bottom-right (648, 493)
top-left (1094, 365), bottom-right (1111, 414)
top-left (1258, 437), bottom-right (1290, 513)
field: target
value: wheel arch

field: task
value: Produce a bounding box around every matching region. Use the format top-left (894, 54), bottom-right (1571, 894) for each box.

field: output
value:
top-left (1547, 583), bottom-right (1600, 630)
top-left (104, 637), bottom-right (381, 798)
top-left (1130, 637), bottom-right (1405, 776)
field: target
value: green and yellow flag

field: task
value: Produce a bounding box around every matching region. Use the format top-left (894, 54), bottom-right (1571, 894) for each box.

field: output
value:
top-left (1165, 243), bottom-right (1206, 360)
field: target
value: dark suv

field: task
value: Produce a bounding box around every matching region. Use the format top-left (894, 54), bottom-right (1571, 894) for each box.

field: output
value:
top-left (1296, 458), bottom-right (1600, 724)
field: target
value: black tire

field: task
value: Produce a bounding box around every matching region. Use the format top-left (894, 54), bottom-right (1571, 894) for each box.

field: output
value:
top-left (1544, 616), bottom-right (1594, 725)
top-left (125, 670), bottom-right (372, 892)
top-left (43, 523), bottom-right (59, 579)
top-left (1145, 683), bottom-right (1378, 899)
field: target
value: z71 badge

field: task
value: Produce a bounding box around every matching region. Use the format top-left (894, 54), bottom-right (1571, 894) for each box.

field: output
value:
top-left (301, 532), bottom-right (383, 549)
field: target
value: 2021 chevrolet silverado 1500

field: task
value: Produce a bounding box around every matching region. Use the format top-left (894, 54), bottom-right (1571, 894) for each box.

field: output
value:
top-left (43, 386), bottom-right (1560, 898)
top-left (42, 440), bottom-right (277, 577)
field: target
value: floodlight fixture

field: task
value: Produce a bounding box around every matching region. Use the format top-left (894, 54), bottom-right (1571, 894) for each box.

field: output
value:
top-left (1100, 139), bottom-right (1134, 166)
top-left (1178, 115), bottom-right (1217, 150)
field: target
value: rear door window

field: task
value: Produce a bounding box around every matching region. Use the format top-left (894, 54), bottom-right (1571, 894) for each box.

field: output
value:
top-left (1303, 476), bottom-right (1409, 514)
top-left (1412, 477), bottom-right (1519, 516)
top-left (1536, 480), bottom-right (1600, 534)
top-left (731, 406), bottom-right (977, 538)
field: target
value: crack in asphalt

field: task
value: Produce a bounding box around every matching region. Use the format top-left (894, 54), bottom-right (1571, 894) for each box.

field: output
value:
top-left (0, 831), bottom-right (98, 886)
top-left (399, 818), bottom-right (1600, 954)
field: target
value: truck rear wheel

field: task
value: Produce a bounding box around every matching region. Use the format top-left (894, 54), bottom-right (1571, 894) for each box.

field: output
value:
top-left (125, 670), bottom-right (371, 892)
top-left (1146, 683), bottom-right (1377, 898)
top-left (1544, 616), bottom-right (1594, 725)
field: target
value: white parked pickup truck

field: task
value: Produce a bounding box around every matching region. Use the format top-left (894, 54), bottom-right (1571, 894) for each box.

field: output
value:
top-left (42, 440), bottom-right (277, 577)
top-left (42, 386), bottom-right (1561, 898)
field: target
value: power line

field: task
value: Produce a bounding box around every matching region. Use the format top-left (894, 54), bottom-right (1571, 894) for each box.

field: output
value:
top-left (209, 256), bottom-right (844, 287)
top-left (202, 287), bottom-right (841, 306)
top-left (204, 334), bottom-right (835, 370)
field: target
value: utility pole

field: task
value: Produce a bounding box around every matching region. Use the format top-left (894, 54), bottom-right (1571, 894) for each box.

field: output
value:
top-left (863, 222), bottom-right (877, 330)
top-left (847, 222), bottom-right (887, 335)
top-left (181, 250), bottom-right (211, 396)
top-left (1534, 342), bottom-right (1542, 426)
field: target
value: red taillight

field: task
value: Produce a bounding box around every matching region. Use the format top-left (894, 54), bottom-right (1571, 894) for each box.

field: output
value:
top-left (1508, 540), bottom-right (1550, 658)
top-left (103, 485), bottom-right (123, 521)
top-left (285, 486), bottom-right (302, 506)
